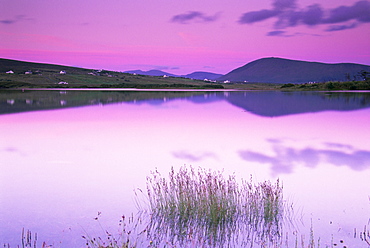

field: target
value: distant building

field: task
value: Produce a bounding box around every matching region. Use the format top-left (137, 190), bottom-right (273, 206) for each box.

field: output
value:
top-left (163, 75), bottom-right (169, 78)
top-left (25, 71), bottom-right (32, 74)
top-left (58, 81), bottom-right (68, 85)
top-left (6, 70), bottom-right (14, 74)
top-left (60, 70), bottom-right (66, 74)
top-left (223, 80), bottom-right (230, 83)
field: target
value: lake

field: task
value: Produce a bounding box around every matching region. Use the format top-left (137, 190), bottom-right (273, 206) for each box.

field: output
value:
top-left (1, 90), bottom-right (370, 247)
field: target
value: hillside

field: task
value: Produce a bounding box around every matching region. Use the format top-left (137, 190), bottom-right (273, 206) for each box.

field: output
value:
top-left (0, 58), bottom-right (223, 89)
top-left (218, 57), bottom-right (370, 83)
top-left (124, 70), bottom-right (178, 77)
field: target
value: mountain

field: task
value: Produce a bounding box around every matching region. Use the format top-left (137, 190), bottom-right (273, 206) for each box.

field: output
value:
top-left (218, 57), bottom-right (370, 83)
top-left (124, 70), bottom-right (223, 80)
top-left (124, 70), bottom-right (178, 77)
top-left (183, 71), bottom-right (223, 80)
top-left (0, 58), bottom-right (89, 74)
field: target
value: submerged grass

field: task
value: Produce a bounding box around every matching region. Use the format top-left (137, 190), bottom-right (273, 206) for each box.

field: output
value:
top-left (145, 166), bottom-right (284, 247)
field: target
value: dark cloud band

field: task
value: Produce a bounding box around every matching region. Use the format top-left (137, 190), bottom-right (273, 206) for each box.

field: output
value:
top-left (0, 15), bottom-right (33, 25)
top-left (171, 11), bottom-right (220, 24)
top-left (239, 0), bottom-right (370, 34)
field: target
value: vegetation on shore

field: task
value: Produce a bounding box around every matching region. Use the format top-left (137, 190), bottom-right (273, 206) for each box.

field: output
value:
top-left (280, 77), bottom-right (370, 91)
top-left (0, 58), bottom-right (224, 90)
top-left (1, 58), bottom-right (370, 90)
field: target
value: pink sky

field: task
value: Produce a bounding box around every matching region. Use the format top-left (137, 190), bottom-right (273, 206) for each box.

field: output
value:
top-left (1, 0), bottom-right (370, 74)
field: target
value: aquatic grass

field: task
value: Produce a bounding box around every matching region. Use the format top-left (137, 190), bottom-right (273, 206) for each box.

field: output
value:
top-left (145, 165), bottom-right (285, 247)
top-left (82, 214), bottom-right (149, 248)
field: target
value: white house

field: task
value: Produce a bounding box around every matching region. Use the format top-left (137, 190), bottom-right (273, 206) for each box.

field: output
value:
top-left (25, 71), bottom-right (32, 74)
top-left (6, 70), bottom-right (14, 74)
top-left (60, 70), bottom-right (66, 74)
top-left (58, 81), bottom-right (68, 85)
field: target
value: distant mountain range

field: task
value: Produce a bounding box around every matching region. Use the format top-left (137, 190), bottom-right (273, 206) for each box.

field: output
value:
top-left (218, 57), bottom-right (370, 83)
top-left (124, 70), bottom-right (222, 80)
top-left (125, 57), bottom-right (369, 83)
top-left (1, 57), bottom-right (369, 84)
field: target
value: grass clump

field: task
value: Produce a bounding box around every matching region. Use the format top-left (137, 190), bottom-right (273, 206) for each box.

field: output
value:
top-left (145, 166), bottom-right (284, 247)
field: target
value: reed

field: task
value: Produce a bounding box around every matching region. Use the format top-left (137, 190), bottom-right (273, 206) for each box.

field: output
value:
top-left (145, 166), bottom-right (285, 247)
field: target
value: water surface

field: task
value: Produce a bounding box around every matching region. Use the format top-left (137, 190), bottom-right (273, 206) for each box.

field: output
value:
top-left (1, 90), bottom-right (369, 247)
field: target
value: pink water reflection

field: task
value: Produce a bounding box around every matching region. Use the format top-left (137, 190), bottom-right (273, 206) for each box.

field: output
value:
top-left (1, 95), bottom-right (370, 247)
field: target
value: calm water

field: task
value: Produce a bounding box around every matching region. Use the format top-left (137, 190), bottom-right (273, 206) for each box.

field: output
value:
top-left (0, 90), bottom-right (370, 247)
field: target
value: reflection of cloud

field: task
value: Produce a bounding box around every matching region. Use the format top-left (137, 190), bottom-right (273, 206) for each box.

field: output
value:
top-left (239, 141), bottom-right (370, 176)
top-left (0, 146), bottom-right (26, 156)
top-left (238, 0), bottom-right (370, 35)
top-left (171, 11), bottom-right (220, 24)
top-left (172, 150), bottom-right (217, 162)
top-left (2, 147), bottom-right (19, 153)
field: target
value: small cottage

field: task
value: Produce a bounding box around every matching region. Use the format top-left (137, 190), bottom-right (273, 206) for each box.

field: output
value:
top-left (60, 70), bottom-right (66, 74)
top-left (6, 70), bottom-right (14, 74)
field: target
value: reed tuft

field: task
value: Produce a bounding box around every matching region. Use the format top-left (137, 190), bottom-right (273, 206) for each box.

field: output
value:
top-left (145, 165), bottom-right (284, 247)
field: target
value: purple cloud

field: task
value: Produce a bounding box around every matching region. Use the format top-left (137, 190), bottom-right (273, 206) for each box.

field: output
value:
top-left (273, 0), bottom-right (297, 10)
top-left (325, 22), bottom-right (358, 32)
top-left (238, 0), bottom-right (370, 34)
top-left (0, 19), bottom-right (16, 24)
top-left (267, 30), bottom-right (287, 36)
top-left (325, 0), bottom-right (370, 23)
top-left (300, 4), bottom-right (324, 25)
top-left (171, 11), bottom-right (220, 24)
top-left (238, 9), bottom-right (279, 23)
top-left (0, 15), bottom-right (33, 25)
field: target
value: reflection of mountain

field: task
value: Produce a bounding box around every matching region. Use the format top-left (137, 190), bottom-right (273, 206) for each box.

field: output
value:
top-left (0, 90), bottom-right (208, 115)
top-left (225, 91), bottom-right (370, 117)
top-left (1, 90), bottom-right (370, 117)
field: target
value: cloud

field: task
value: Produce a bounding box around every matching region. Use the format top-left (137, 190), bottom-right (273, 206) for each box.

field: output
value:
top-left (238, 140), bottom-right (370, 176)
top-left (273, 0), bottom-right (297, 10)
top-left (0, 19), bottom-right (16, 24)
top-left (0, 15), bottom-right (33, 25)
top-left (153, 65), bottom-right (180, 70)
top-left (171, 11), bottom-right (220, 24)
top-left (325, 22), bottom-right (358, 32)
top-left (238, 0), bottom-right (370, 34)
top-left (238, 9), bottom-right (280, 23)
top-left (267, 30), bottom-right (287, 36)
top-left (325, 1), bottom-right (370, 23)
top-left (172, 150), bottom-right (217, 162)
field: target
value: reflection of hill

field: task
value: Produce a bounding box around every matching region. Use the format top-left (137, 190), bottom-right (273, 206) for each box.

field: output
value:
top-left (0, 90), bottom-right (207, 115)
top-left (1, 90), bottom-right (370, 117)
top-left (225, 91), bottom-right (370, 117)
